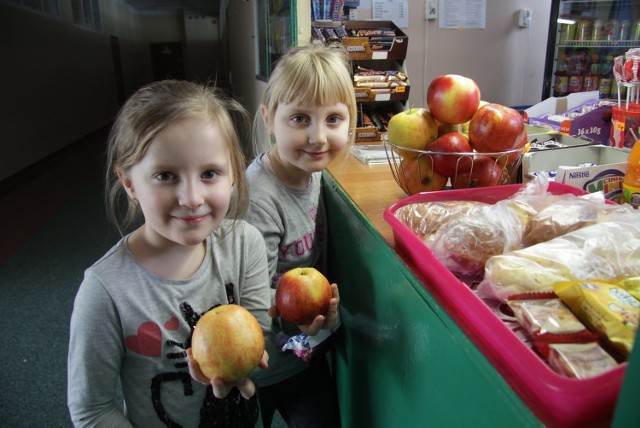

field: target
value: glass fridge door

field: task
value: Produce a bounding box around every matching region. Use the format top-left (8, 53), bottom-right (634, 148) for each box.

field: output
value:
top-left (548, 0), bottom-right (640, 99)
top-left (257, 0), bottom-right (298, 80)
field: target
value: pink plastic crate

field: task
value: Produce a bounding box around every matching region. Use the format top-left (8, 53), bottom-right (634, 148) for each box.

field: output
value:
top-left (383, 182), bottom-right (627, 427)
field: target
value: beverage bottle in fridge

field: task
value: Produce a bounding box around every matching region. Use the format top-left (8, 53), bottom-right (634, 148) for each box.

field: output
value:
top-left (584, 53), bottom-right (600, 92)
top-left (554, 54), bottom-right (570, 97)
top-left (623, 138), bottom-right (640, 207)
top-left (599, 54), bottom-right (614, 98)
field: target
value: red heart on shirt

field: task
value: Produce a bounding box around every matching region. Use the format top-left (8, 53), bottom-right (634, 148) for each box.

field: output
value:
top-left (125, 321), bottom-right (162, 357)
top-left (164, 316), bottom-right (179, 330)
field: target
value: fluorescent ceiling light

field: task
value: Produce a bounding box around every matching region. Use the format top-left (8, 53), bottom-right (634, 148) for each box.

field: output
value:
top-left (557, 18), bottom-right (576, 25)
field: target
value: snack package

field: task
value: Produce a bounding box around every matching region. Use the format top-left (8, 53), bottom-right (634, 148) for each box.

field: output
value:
top-left (554, 280), bottom-right (639, 357)
top-left (508, 297), bottom-right (590, 337)
top-left (548, 342), bottom-right (619, 379)
top-left (477, 218), bottom-right (640, 301)
top-left (618, 276), bottom-right (640, 301)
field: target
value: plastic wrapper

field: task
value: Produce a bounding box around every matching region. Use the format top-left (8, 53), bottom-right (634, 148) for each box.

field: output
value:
top-left (618, 276), bottom-right (640, 301)
top-left (428, 202), bottom-right (526, 278)
top-left (548, 342), bottom-right (619, 379)
top-left (554, 280), bottom-right (639, 357)
top-left (477, 217), bottom-right (640, 301)
top-left (508, 297), bottom-right (590, 337)
top-left (392, 200), bottom-right (487, 241)
top-left (522, 193), bottom-right (607, 246)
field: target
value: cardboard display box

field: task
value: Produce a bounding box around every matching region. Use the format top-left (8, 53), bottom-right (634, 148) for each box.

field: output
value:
top-left (522, 145), bottom-right (629, 202)
top-left (341, 20), bottom-right (408, 61)
top-left (524, 91), bottom-right (613, 145)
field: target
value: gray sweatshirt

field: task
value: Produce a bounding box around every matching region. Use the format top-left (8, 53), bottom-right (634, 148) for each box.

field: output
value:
top-left (245, 153), bottom-right (328, 386)
top-left (67, 220), bottom-right (271, 427)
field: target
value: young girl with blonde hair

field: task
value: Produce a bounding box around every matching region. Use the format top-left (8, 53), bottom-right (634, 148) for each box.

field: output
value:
top-left (246, 43), bottom-right (357, 427)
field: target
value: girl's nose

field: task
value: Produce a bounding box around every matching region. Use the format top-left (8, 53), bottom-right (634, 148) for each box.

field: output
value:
top-left (178, 179), bottom-right (204, 208)
top-left (309, 123), bottom-right (327, 146)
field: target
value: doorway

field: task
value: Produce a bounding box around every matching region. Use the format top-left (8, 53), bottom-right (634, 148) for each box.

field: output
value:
top-left (150, 42), bottom-right (185, 81)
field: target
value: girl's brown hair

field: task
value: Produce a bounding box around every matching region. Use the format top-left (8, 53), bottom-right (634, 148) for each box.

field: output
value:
top-left (105, 80), bottom-right (251, 235)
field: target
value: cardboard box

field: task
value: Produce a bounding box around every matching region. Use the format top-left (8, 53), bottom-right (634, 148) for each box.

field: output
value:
top-left (522, 145), bottom-right (629, 202)
top-left (524, 91), bottom-right (613, 145)
top-left (341, 20), bottom-right (408, 60)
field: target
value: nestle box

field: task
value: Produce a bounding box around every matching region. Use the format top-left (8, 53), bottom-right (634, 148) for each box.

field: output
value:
top-left (524, 91), bottom-right (613, 145)
top-left (523, 145), bottom-right (628, 202)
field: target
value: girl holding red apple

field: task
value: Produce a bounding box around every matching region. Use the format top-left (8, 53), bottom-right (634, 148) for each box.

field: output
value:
top-left (67, 80), bottom-right (272, 427)
top-left (245, 43), bottom-right (355, 428)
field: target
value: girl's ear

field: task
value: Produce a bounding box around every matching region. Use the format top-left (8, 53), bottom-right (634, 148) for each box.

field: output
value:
top-left (116, 168), bottom-right (136, 199)
top-left (259, 104), bottom-right (270, 132)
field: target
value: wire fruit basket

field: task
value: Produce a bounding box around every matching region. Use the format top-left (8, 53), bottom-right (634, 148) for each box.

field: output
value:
top-left (384, 140), bottom-right (527, 195)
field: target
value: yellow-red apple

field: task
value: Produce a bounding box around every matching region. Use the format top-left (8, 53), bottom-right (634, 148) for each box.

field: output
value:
top-left (191, 304), bottom-right (265, 382)
top-left (276, 267), bottom-right (332, 325)
top-left (468, 103), bottom-right (525, 153)
top-left (386, 107), bottom-right (438, 158)
top-left (427, 75), bottom-right (481, 125)
top-left (453, 155), bottom-right (503, 189)
top-left (397, 155), bottom-right (448, 194)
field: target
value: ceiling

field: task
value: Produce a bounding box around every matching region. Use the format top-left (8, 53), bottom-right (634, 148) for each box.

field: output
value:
top-left (121, 0), bottom-right (220, 14)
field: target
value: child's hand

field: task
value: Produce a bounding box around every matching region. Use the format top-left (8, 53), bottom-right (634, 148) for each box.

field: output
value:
top-left (268, 283), bottom-right (340, 336)
top-left (186, 349), bottom-right (269, 399)
top-left (298, 283), bottom-right (339, 335)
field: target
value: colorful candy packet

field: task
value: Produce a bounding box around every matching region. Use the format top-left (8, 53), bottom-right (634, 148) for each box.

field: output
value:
top-left (553, 280), bottom-right (640, 357)
top-left (507, 293), bottom-right (598, 358)
top-left (547, 342), bottom-right (619, 379)
top-left (617, 276), bottom-right (640, 301)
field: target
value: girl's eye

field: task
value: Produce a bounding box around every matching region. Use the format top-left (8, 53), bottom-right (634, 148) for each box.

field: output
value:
top-left (202, 170), bottom-right (218, 180)
top-left (154, 172), bottom-right (175, 181)
top-left (290, 115), bottom-right (307, 124)
top-left (327, 115), bottom-right (343, 125)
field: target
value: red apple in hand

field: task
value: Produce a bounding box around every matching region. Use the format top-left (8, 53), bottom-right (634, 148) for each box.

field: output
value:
top-left (397, 155), bottom-right (448, 194)
top-left (427, 132), bottom-right (474, 178)
top-left (276, 267), bottom-right (332, 325)
top-left (453, 155), bottom-right (503, 189)
top-left (468, 103), bottom-right (525, 153)
top-left (386, 107), bottom-right (438, 158)
top-left (427, 75), bottom-right (481, 125)
top-left (191, 304), bottom-right (265, 382)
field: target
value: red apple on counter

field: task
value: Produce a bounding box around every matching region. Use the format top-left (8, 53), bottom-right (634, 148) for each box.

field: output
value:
top-left (427, 74), bottom-right (481, 125)
top-left (276, 267), bottom-right (332, 325)
top-left (397, 155), bottom-right (448, 194)
top-left (191, 304), bottom-right (265, 382)
top-left (453, 155), bottom-right (503, 189)
top-left (427, 132), bottom-right (474, 178)
top-left (386, 107), bottom-right (438, 158)
top-left (468, 103), bottom-right (525, 153)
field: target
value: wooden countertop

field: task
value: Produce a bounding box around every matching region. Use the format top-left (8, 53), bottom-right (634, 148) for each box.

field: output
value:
top-left (326, 150), bottom-right (407, 245)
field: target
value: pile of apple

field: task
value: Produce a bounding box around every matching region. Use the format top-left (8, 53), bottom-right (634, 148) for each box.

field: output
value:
top-left (386, 74), bottom-right (528, 194)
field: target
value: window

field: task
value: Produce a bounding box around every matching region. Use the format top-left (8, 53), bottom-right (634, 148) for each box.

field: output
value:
top-left (3, 0), bottom-right (59, 16)
top-left (256, 0), bottom-right (297, 80)
top-left (71, 0), bottom-right (101, 32)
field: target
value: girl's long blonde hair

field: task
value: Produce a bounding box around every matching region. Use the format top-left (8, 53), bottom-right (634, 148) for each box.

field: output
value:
top-left (105, 80), bottom-right (251, 235)
top-left (253, 43), bottom-right (357, 157)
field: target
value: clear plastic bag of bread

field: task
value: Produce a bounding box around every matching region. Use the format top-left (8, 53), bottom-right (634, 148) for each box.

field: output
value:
top-left (477, 212), bottom-right (640, 302)
top-left (393, 200), bottom-right (488, 242)
top-left (428, 200), bottom-right (527, 279)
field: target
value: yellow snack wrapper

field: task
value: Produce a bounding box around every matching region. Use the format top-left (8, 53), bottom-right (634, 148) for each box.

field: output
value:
top-left (618, 276), bottom-right (640, 301)
top-left (553, 280), bottom-right (640, 357)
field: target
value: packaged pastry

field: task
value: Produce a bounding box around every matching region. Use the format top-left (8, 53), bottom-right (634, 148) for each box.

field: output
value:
top-left (554, 280), bottom-right (640, 357)
top-left (508, 297), bottom-right (590, 337)
top-left (548, 342), bottom-right (619, 379)
top-left (477, 218), bottom-right (640, 301)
